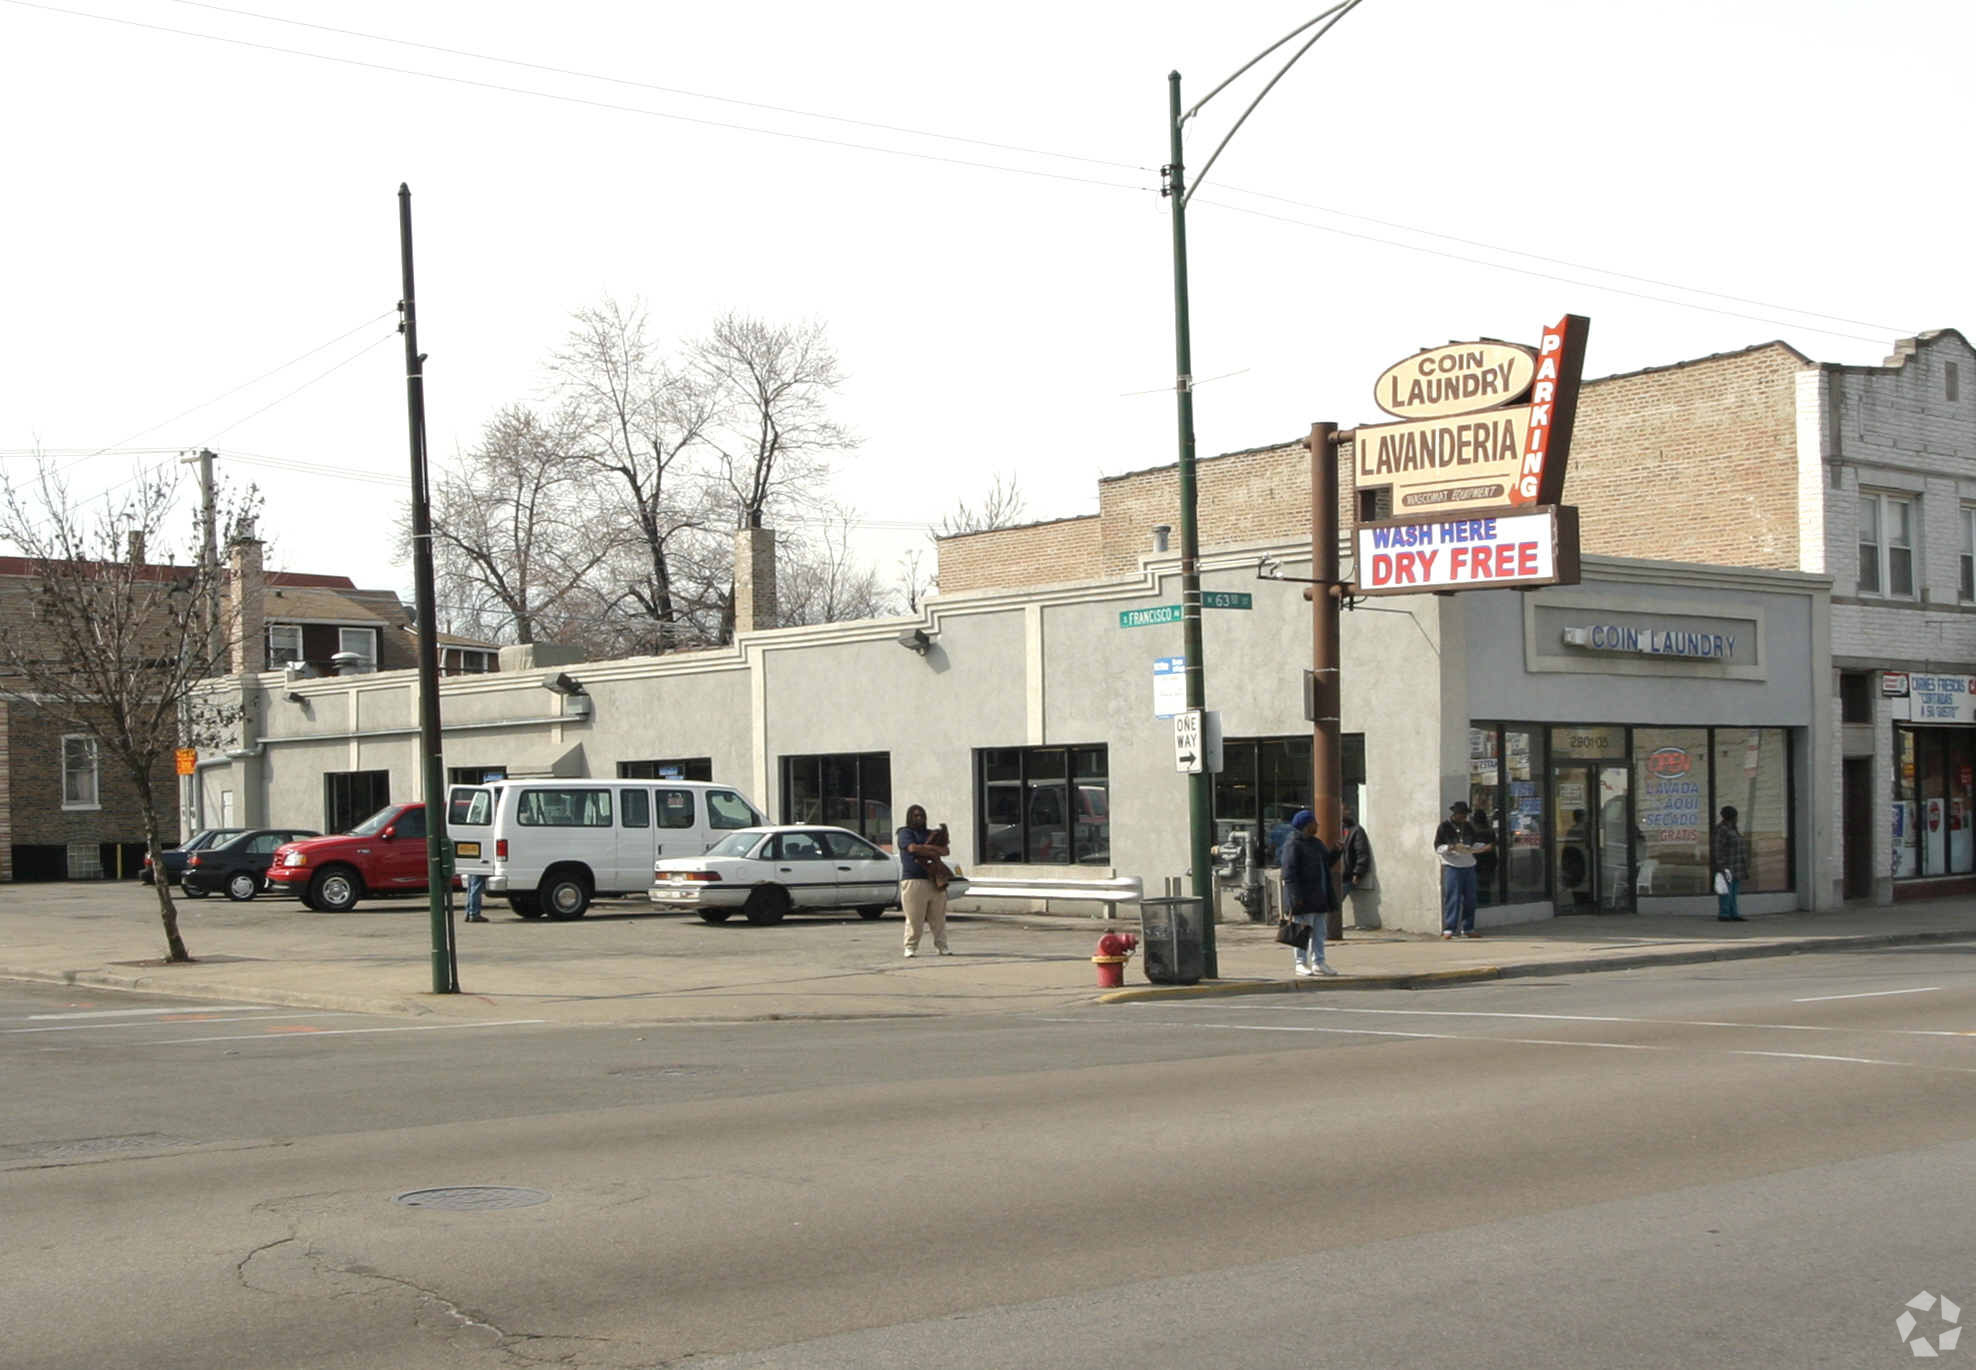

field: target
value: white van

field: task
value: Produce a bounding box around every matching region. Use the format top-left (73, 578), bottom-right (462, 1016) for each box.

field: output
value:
top-left (445, 779), bottom-right (765, 920)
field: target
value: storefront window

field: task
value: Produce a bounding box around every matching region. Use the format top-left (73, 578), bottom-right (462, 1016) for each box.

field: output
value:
top-left (1468, 727), bottom-right (1502, 906)
top-left (1894, 728), bottom-right (1919, 877)
top-left (1952, 734), bottom-right (1976, 875)
top-left (781, 752), bottom-right (892, 844)
top-left (1712, 729), bottom-right (1792, 892)
top-left (1501, 727), bottom-right (1547, 903)
top-left (1208, 735), bottom-right (1360, 866)
top-left (974, 746), bottom-right (1109, 866)
top-left (1633, 728), bottom-right (1710, 895)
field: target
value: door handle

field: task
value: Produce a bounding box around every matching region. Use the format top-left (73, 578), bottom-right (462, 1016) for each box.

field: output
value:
top-left (836, 865), bottom-right (852, 871)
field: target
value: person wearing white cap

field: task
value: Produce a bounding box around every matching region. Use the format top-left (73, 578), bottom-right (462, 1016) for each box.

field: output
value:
top-left (1278, 810), bottom-right (1339, 976)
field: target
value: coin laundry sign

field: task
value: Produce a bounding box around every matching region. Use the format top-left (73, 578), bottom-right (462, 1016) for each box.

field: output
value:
top-left (1349, 315), bottom-right (1588, 596)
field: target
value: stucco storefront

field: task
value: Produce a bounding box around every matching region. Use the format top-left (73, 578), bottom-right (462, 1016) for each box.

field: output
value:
top-left (192, 547), bottom-right (1831, 933)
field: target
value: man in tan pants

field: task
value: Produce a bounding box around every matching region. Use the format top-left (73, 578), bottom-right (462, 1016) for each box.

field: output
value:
top-left (896, 804), bottom-right (951, 957)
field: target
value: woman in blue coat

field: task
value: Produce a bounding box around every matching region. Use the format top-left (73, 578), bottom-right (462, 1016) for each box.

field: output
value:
top-left (1279, 810), bottom-right (1339, 977)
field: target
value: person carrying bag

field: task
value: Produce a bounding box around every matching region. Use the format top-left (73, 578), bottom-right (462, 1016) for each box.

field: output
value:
top-left (1278, 810), bottom-right (1339, 977)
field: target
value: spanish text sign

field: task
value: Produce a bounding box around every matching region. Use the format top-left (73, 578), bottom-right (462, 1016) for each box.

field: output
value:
top-left (1354, 508), bottom-right (1575, 596)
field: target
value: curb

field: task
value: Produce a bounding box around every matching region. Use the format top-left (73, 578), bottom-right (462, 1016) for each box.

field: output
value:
top-left (1096, 928), bottom-right (1976, 1005)
top-left (0, 964), bottom-right (433, 1019)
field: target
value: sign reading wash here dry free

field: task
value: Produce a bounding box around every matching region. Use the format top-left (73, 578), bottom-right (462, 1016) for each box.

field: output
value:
top-left (1354, 507), bottom-right (1579, 596)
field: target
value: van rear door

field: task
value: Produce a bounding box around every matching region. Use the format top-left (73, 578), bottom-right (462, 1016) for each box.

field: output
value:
top-left (446, 786), bottom-right (496, 875)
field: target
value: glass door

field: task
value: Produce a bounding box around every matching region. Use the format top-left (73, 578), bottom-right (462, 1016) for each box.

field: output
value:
top-left (1551, 763), bottom-right (1634, 914)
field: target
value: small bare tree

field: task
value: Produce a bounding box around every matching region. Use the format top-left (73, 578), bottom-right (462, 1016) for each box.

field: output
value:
top-left (0, 462), bottom-right (247, 962)
top-left (935, 471), bottom-right (1027, 538)
top-left (778, 507), bottom-right (896, 627)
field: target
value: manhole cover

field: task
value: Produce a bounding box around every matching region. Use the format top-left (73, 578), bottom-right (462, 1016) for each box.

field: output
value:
top-left (393, 1186), bottom-right (550, 1211)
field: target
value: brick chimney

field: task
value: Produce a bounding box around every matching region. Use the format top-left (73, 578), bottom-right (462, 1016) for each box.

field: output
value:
top-left (227, 523), bottom-right (265, 674)
top-left (733, 526), bottom-right (777, 635)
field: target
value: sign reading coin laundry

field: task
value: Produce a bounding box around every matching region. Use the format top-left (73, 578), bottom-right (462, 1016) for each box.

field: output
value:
top-left (1354, 315), bottom-right (1589, 517)
top-left (1354, 507), bottom-right (1576, 596)
top-left (1372, 341), bottom-right (1538, 421)
top-left (1560, 624), bottom-right (1739, 659)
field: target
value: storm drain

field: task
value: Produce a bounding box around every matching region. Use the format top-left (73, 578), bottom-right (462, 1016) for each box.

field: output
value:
top-left (393, 1186), bottom-right (551, 1211)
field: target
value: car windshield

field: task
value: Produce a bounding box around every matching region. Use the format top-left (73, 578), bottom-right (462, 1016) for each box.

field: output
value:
top-left (345, 806), bottom-right (401, 837)
top-left (705, 830), bottom-right (765, 858)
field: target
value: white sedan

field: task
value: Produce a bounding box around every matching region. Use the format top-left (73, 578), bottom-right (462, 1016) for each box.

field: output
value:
top-left (650, 825), bottom-right (934, 925)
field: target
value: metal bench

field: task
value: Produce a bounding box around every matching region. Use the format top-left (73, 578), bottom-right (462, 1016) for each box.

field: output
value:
top-left (947, 875), bottom-right (1143, 920)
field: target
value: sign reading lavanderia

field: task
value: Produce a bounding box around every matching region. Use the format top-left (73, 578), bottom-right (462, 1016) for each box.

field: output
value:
top-left (1350, 315), bottom-right (1589, 598)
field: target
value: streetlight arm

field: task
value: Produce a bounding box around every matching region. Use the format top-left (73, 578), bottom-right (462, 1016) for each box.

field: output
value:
top-left (1183, 0), bottom-right (1366, 207)
top-left (1182, 0), bottom-right (1356, 123)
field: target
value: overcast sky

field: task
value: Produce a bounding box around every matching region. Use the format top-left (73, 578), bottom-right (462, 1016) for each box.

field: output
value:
top-left (3, 0), bottom-right (1966, 608)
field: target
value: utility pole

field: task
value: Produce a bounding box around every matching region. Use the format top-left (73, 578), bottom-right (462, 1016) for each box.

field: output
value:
top-left (179, 447), bottom-right (221, 669)
top-left (1308, 423), bottom-right (1344, 942)
top-left (398, 183), bottom-right (458, 996)
top-left (1163, 71), bottom-right (1217, 979)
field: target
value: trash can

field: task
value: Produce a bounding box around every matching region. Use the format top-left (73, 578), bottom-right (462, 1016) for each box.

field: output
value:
top-left (1138, 895), bottom-right (1206, 986)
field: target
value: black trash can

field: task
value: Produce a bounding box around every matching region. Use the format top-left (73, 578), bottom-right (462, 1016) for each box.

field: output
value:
top-left (1139, 895), bottom-right (1206, 985)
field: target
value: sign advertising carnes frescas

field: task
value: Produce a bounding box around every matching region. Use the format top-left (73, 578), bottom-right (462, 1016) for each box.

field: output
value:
top-left (1354, 315), bottom-right (1589, 518)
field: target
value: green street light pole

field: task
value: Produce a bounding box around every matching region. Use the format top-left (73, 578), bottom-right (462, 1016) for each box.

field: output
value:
top-left (1164, 3), bottom-right (1365, 979)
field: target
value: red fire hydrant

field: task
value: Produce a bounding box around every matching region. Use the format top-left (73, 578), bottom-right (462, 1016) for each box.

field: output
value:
top-left (1092, 931), bottom-right (1138, 988)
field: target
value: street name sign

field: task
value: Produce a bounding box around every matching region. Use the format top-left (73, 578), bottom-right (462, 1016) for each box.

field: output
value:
top-left (1120, 604), bottom-right (1183, 628)
top-left (1202, 591), bottom-right (1252, 610)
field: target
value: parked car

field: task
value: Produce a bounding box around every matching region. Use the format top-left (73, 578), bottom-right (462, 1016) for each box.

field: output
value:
top-left (140, 827), bottom-right (247, 892)
top-left (266, 803), bottom-right (441, 912)
top-left (182, 827), bottom-right (321, 901)
top-left (447, 778), bottom-right (766, 921)
top-left (650, 825), bottom-right (939, 925)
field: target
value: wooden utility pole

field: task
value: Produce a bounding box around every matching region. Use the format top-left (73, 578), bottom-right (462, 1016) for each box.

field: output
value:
top-left (1308, 423), bottom-right (1344, 942)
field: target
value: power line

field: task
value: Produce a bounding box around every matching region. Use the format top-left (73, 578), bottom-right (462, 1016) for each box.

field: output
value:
top-left (2, 0), bottom-right (1153, 196)
top-left (161, 0), bottom-right (1148, 176)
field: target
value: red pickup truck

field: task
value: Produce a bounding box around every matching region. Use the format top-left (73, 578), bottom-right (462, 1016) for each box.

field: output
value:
top-left (266, 802), bottom-right (449, 912)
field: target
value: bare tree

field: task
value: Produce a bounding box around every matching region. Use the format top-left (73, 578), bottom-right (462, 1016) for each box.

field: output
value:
top-left (422, 403), bottom-right (610, 644)
top-left (935, 470), bottom-right (1027, 538)
top-left (897, 545), bottom-right (932, 613)
top-left (0, 462), bottom-right (247, 962)
top-left (550, 298), bottom-right (719, 653)
top-left (696, 313), bottom-right (854, 531)
top-left (777, 508), bottom-right (896, 627)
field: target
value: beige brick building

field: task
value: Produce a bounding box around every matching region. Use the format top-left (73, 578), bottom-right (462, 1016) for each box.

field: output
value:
top-left (938, 330), bottom-right (1976, 907)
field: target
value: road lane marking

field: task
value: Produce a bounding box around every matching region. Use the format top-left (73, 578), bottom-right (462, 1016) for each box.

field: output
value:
top-left (1254, 1004), bottom-right (1976, 1040)
top-left (140, 1018), bottom-right (547, 1045)
top-left (1792, 987), bottom-right (1941, 1003)
top-left (2, 1013), bottom-right (358, 1035)
top-left (18, 1006), bottom-right (278, 1020)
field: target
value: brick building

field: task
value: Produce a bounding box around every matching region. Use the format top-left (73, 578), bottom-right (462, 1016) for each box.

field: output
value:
top-left (0, 534), bottom-right (495, 881)
top-left (938, 329), bottom-right (1976, 907)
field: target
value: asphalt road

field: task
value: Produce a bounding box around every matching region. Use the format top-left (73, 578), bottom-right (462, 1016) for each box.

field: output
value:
top-left (3, 943), bottom-right (1971, 1369)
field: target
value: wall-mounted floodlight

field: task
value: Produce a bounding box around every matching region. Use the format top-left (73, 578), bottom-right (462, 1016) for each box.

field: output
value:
top-left (543, 672), bottom-right (585, 696)
top-left (284, 691), bottom-right (307, 705)
top-left (897, 628), bottom-right (931, 655)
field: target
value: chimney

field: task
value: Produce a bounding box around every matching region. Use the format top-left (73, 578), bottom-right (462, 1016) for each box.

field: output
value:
top-left (127, 530), bottom-right (145, 565)
top-left (733, 526), bottom-right (777, 635)
top-left (227, 522), bottom-right (265, 674)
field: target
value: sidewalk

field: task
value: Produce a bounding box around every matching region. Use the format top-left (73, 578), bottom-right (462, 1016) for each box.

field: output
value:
top-left (3, 881), bottom-right (1971, 1025)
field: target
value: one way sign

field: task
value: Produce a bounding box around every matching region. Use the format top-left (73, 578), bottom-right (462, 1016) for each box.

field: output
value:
top-left (1173, 709), bottom-right (1224, 775)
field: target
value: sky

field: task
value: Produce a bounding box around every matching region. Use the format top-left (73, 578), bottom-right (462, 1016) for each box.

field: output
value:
top-left (3, 0), bottom-right (1969, 615)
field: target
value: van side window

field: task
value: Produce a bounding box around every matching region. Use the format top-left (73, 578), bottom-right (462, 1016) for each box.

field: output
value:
top-left (516, 788), bottom-right (614, 827)
top-left (448, 789), bottom-right (492, 827)
top-left (656, 789), bottom-right (696, 830)
top-left (620, 789), bottom-right (650, 828)
top-left (708, 790), bottom-right (756, 830)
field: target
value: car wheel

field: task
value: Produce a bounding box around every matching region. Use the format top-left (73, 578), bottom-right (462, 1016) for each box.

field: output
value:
top-left (508, 894), bottom-right (543, 919)
top-left (308, 867), bottom-right (362, 913)
top-left (743, 886), bottom-right (789, 926)
top-left (697, 908), bottom-right (733, 924)
top-left (858, 906), bottom-right (887, 920)
top-left (540, 873), bottom-right (590, 921)
top-left (225, 872), bottom-right (259, 902)
top-left (182, 883), bottom-right (209, 899)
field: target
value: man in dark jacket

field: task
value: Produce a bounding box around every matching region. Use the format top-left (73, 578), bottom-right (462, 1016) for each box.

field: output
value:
top-left (1279, 811), bottom-right (1339, 977)
top-left (1712, 805), bottom-right (1750, 921)
top-left (1339, 810), bottom-right (1375, 922)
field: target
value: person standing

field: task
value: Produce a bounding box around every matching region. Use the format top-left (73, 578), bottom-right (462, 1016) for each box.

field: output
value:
top-left (1338, 809), bottom-right (1376, 927)
top-left (1434, 800), bottom-right (1490, 940)
top-left (1279, 810), bottom-right (1339, 976)
top-left (1713, 805), bottom-right (1750, 921)
top-left (896, 804), bottom-right (952, 957)
top-left (463, 872), bottom-right (488, 923)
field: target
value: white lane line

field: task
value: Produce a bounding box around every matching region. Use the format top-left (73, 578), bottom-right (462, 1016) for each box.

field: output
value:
top-left (1256, 1004), bottom-right (1976, 1040)
top-left (1043, 1018), bottom-right (1976, 1074)
top-left (1792, 986), bottom-right (1941, 1004)
top-left (4, 1013), bottom-right (357, 1036)
top-left (20, 1006), bottom-right (278, 1020)
top-left (140, 1019), bottom-right (548, 1045)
